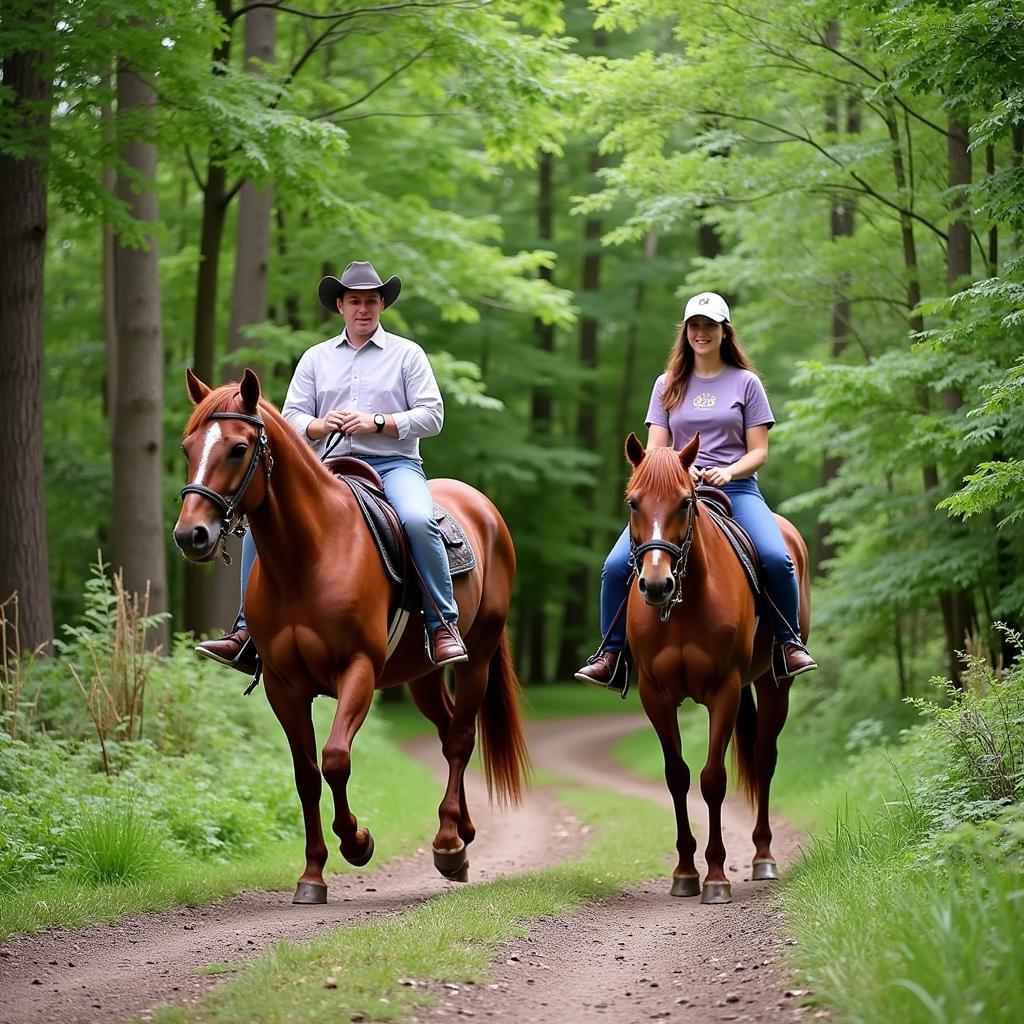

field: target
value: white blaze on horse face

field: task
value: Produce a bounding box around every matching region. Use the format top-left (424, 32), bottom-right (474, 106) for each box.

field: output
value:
top-left (191, 422), bottom-right (222, 490)
top-left (649, 518), bottom-right (664, 569)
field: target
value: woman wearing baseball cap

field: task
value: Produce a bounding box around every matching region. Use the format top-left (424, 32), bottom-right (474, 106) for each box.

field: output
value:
top-left (575, 291), bottom-right (816, 692)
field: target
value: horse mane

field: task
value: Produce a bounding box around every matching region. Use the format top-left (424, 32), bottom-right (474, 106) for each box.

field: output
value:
top-left (184, 381), bottom-right (332, 482)
top-left (626, 445), bottom-right (693, 499)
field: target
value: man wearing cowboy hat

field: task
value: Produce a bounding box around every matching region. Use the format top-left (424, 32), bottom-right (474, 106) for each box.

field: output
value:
top-left (196, 259), bottom-right (469, 670)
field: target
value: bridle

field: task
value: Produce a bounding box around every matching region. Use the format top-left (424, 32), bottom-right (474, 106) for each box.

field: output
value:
top-left (179, 411), bottom-right (274, 558)
top-left (630, 494), bottom-right (699, 622)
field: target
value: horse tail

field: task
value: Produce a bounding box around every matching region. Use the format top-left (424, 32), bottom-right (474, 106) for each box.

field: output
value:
top-left (478, 629), bottom-right (531, 806)
top-left (732, 683), bottom-right (759, 809)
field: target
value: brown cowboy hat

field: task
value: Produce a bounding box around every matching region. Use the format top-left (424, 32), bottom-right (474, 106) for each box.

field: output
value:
top-left (318, 260), bottom-right (402, 313)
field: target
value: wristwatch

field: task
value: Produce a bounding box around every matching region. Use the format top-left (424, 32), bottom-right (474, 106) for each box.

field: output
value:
top-left (373, 413), bottom-right (386, 434)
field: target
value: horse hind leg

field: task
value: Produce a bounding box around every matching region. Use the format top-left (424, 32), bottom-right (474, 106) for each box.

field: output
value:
top-left (749, 671), bottom-right (791, 881)
top-left (264, 676), bottom-right (330, 905)
top-left (423, 652), bottom-right (497, 883)
top-left (408, 670), bottom-right (477, 851)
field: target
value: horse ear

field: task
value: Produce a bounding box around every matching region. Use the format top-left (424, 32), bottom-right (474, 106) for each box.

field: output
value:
top-left (678, 432), bottom-right (701, 470)
top-left (186, 368), bottom-right (210, 405)
top-left (625, 432), bottom-right (646, 468)
top-left (239, 368), bottom-right (261, 411)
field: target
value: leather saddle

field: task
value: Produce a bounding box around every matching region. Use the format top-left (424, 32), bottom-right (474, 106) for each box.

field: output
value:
top-left (324, 456), bottom-right (476, 612)
top-left (694, 484), bottom-right (763, 599)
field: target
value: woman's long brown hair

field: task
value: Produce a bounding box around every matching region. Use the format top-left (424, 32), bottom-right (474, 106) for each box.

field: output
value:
top-left (661, 319), bottom-right (759, 412)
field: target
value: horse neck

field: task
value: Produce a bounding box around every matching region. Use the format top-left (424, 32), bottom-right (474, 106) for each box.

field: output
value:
top-left (245, 413), bottom-right (356, 580)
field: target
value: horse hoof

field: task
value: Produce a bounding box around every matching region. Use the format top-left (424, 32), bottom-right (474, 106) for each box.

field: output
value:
top-left (752, 858), bottom-right (779, 881)
top-left (700, 880), bottom-right (732, 904)
top-left (441, 859), bottom-right (470, 883)
top-left (344, 832), bottom-right (375, 867)
top-left (293, 881), bottom-right (328, 905)
top-left (670, 874), bottom-right (700, 898)
top-left (433, 843), bottom-right (468, 877)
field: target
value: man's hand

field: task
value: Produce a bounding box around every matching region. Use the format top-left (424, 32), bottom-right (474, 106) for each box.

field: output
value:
top-left (307, 410), bottom-right (376, 440)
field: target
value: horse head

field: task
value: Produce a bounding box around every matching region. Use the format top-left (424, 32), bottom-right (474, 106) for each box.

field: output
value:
top-left (624, 431), bottom-right (701, 608)
top-left (173, 368), bottom-right (273, 563)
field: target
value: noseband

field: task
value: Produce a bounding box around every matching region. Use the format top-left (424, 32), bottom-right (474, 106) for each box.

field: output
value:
top-left (180, 412), bottom-right (274, 550)
top-left (630, 496), bottom-right (698, 622)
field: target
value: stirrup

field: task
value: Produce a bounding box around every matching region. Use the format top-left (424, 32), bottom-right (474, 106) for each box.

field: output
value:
top-left (581, 647), bottom-right (631, 699)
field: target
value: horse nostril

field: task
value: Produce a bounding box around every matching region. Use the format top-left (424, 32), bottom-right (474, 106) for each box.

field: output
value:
top-left (192, 524), bottom-right (211, 550)
top-left (638, 577), bottom-right (647, 594)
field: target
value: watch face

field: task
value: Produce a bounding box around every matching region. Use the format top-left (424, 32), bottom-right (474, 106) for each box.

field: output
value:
top-left (374, 414), bottom-right (385, 432)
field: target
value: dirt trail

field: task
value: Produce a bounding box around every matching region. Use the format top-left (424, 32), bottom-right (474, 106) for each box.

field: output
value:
top-left (0, 734), bottom-right (583, 1024)
top-left (418, 715), bottom-right (810, 1024)
top-left (0, 712), bottom-right (809, 1024)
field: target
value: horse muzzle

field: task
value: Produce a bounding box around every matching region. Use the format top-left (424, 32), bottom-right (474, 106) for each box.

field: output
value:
top-left (638, 572), bottom-right (676, 607)
top-left (173, 517), bottom-right (224, 562)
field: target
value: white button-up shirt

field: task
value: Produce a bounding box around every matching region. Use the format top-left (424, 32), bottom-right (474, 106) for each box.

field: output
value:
top-left (281, 324), bottom-right (444, 462)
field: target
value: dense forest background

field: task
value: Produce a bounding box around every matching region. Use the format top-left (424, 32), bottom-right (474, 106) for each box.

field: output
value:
top-left (3, 0), bottom-right (1023, 688)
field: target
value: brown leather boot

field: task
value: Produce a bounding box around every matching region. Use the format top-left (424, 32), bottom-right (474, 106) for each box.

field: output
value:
top-left (779, 641), bottom-right (817, 679)
top-left (574, 650), bottom-right (622, 688)
top-left (429, 625), bottom-right (468, 666)
top-left (195, 628), bottom-right (258, 675)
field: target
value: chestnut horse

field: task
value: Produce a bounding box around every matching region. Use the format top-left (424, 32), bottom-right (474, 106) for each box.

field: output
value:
top-left (623, 432), bottom-right (810, 904)
top-left (173, 369), bottom-right (529, 903)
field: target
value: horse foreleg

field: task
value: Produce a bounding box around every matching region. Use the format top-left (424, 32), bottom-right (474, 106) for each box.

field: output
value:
top-left (407, 671), bottom-right (477, 849)
top-left (321, 654), bottom-right (376, 868)
top-left (639, 676), bottom-right (699, 898)
top-left (700, 677), bottom-right (741, 905)
top-left (429, 658), bottom-right (489, 882)
top-left (749, 672), bottom-right (791, 880)
top-left (264, 674), bottom-right (330, 905)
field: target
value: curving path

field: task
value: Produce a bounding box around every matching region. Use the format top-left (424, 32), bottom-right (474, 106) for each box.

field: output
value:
top-left (0, 712), bottom-right (808, 1024)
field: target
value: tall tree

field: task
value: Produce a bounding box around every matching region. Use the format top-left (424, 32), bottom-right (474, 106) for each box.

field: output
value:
top-left (111, 55), bottom-right (169, 651)
top-left (209, 4), bottom-right (279, 629)
top-left (0, 0), bottom-right (56, 651)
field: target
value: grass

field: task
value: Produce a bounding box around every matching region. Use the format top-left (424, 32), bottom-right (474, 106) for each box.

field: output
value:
top-left (0, 697), bottom-right (442, 939)
top-left (149, 782), bottom-right (676, 1024)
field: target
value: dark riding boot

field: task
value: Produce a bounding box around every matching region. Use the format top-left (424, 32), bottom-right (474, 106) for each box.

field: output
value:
top-left (777, 640), bottom-right (817, 680)
top-left (196, 628), bottom-right (259, 675)
top-left (429, 624), bottom-right (469, 667)
top-left (574, 649), bottom-right (629, 695)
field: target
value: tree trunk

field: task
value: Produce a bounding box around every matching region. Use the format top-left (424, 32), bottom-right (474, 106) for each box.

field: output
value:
top-left (0, 7), bottom-right (56, 652)
top-left (611, 230), bottom-right (658, 509)
top-left (817, 22), bottom-right (857, 569)
top-left (184, 0), bottom-right (234, 636)
top-left (209, 4), bottom-right (277, 631)
top-left (524, 150), bottom-right (556, 683)
top-left (555, 145), bottom-right (603, 680)
top-left (112, 58), bottom-right (169, 651)
top-left (937, 115), bottom-right (976, 683)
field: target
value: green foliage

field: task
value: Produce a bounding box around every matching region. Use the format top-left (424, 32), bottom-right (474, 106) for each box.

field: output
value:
top-left (779, 626), bottom-right (1024, 1023)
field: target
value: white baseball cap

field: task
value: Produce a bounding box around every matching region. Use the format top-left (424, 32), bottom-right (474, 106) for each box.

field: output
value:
top-left (683, 291), bottom-right (730, 323)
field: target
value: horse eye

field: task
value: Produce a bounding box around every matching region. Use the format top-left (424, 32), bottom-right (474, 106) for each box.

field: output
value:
top-left (229, 442), bottom-right (248, 459)
top-left (627, 498), bottom-right (638, 512)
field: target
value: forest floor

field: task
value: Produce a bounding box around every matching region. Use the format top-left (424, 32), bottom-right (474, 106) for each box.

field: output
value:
top-left (0, 714), bottom-right (811, 1024)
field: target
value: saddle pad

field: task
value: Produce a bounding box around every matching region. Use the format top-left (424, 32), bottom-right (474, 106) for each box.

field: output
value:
top-left (340, 477), bottom-right (477, 584)
top-left (701, 499), bottom-right (762, 599)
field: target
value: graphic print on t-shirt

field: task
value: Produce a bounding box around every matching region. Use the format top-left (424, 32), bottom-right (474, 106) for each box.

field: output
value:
top-left (693, 392), bottom-right (717, 409)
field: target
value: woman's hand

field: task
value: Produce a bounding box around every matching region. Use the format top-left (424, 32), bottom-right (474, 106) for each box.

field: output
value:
top-left (702, 465), bottom-right (734, 487)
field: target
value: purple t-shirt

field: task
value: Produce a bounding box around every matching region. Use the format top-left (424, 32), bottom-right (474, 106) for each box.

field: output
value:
top-left (645, 367), bottom-right (774, 469)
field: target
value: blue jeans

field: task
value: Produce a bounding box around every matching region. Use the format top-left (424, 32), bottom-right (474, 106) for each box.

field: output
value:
top-left (235, 455), bottom-right (458, 633)
top-left (597, 477), bottom-right (802, 651)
